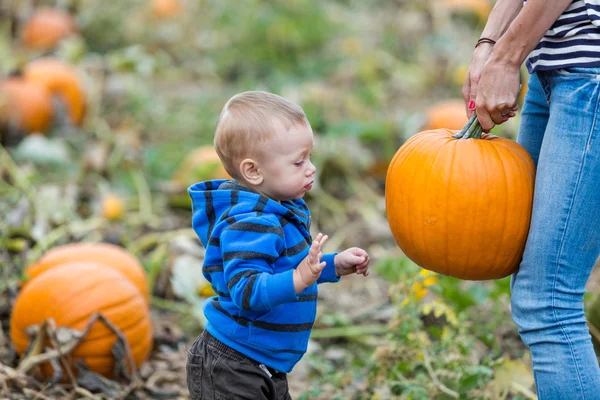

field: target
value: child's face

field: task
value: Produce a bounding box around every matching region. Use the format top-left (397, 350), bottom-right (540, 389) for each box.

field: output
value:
top-left (255, 120), bottom-right (316, 201)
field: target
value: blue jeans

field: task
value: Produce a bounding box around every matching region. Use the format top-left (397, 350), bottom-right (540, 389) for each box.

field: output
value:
top-left (512, 67), bottom-right (600, 399)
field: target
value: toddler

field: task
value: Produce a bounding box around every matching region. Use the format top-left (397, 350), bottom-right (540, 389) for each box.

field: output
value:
top-left (186, 91), bottom-right (370, 400)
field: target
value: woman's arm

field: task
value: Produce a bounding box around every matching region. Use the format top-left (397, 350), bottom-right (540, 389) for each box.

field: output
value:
top-left (463, 0), bottom-right (523, 116)
top-left (492, 0), bottom-right (574, 68)
top-left (480, 0), bottom-right (524, 41)
top-left (476, 0), bottom-right (574, 131)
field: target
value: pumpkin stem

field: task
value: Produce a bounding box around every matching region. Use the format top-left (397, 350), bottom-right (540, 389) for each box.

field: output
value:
top-left (452, 114), bottom-right (483, 140)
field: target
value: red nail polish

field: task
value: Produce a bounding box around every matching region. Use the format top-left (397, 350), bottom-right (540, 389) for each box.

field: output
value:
top-left (468, 100), bottom-right (475, 110)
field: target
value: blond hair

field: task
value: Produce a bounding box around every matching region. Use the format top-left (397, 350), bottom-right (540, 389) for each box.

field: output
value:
top-left (214, 91), bottom-right (308, 179)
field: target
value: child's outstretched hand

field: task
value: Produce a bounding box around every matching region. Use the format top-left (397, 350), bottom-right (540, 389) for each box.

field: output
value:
top-left (293, 233), bottom-right (329, 293)
top-left (334, 247), bottom-right (370, 277)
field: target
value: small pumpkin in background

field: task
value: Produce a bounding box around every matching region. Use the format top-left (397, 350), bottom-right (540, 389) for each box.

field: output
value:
top-left (385, 116), bottom-right (535, 280)
top-left (0, 78), bottom-right (53, 134)
top-left (424, 99), bottom-right (468, 131)
top-left (24, 243), bottom-right (150, 303)
top-left (151, 0), bottom-right (183, 19)
top-left (169, 145), bottom-right (230, 208)
top-left (102, 194), bottom-right (124, 221)
top-left (172, 145), bottom-right (230, 188)
top-left (23, 58), bottom-right (86, 126)
top-left (20, 8), bottom-right (77, 51)
top-left (443, 0), bottom-right (493, 23)
top-left (10, 262), bottom-right (153, 378)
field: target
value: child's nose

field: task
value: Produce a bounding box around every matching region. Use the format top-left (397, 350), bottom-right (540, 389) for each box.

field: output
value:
top-left (306, 161), bottom-right (316, 176)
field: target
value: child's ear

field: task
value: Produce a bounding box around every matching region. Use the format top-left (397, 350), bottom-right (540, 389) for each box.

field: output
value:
top-left (240, 158), bottom-right (263, 185)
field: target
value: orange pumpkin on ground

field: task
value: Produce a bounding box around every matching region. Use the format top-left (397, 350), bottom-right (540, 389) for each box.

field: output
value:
top-left (10, 262), bottom-right (153, 378)
top-left (20, 8), bottom-right (77, 51)
top-left (24, 243), bottom-right (150, 303)
top-left (23, 58), bottom-right (86, 126)
top-left (424, 99), bottom-right (469, 131)
top-left (0, 78), bottom-right (53, 133)
top-left (385, 116), bottom-right (535, 280)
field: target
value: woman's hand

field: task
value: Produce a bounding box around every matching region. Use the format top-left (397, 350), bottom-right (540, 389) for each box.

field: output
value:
top-left (474, 56), bottom-right (520, 132)
top-left (464, 0), bottom-right (573, 132)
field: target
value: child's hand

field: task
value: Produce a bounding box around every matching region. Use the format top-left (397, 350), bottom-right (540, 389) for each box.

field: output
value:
top-left (334, 247), bottom-right (370, 277)
top-left (293, 233), bottom-right (328, 293)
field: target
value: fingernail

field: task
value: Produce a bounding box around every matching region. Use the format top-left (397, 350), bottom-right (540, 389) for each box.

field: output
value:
top-left (468, 100), bottom-right (475, 110)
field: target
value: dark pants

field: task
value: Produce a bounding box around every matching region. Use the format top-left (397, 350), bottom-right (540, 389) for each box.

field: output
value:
top-left (186, 331), bottom-right (293, 400)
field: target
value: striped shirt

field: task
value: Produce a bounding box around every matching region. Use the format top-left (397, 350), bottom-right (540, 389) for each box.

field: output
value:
top-left (188, 179), bottom-right (340, 373)
top-left (525, 0), bottom-right (600, 73)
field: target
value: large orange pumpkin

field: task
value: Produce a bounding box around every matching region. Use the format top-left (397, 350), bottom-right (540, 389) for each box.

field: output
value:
top-left (385, 116), bottom-right (535, 280)
top-left (20, 8), bottom-right (77, 51)
top-left (424, 99), bottom-right (469, 131)
top-left (24, 243), bottom-right (150, 303)
top-left (10, 262), bottom-right (153, 378)
top-left (23, 58), bottom-right (86, 126)
top-left (0, 78), bottom-right (53, 133)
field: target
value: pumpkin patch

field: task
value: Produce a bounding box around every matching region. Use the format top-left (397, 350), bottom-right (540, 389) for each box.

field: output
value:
top-left (1, 0), bottom-right (559, 397)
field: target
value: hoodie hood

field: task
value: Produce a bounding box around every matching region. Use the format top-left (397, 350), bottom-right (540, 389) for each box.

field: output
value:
top-left (188, 180), bottom-right (311, 247)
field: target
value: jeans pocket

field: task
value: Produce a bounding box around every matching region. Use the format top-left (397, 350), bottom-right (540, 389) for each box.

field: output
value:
top-left (186, 358), bottom-right (204, 400)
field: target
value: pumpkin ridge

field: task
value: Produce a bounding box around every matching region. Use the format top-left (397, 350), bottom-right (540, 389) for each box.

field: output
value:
top-left (400, 136), bottom-right (424, 267)
top-left (64, 291), bottom-right (144, 329)
top-left (421, 137), bottom-right (447, 271)
top-left (58, 277), bottom-right (139, 323)
top-left (443, 140), bottom-right (458, 274)
top-left (492, 139), bottom-right (536, 178)
top-left (486, 142), bottom-right (510, 278)
top-left (471, 139), bottom-right (489, 274)
top-left (405, 133), bottom-right (442, 265)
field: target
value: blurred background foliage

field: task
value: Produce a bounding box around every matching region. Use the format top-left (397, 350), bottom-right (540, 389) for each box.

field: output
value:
top-left (1, 0), bottom-right (598, 399)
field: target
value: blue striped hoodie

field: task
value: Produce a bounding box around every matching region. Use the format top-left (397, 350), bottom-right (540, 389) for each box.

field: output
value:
top-left (188, 179), bottom-right (340, 372)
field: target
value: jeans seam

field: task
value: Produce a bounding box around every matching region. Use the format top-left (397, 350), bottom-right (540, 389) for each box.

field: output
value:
top-left (550, 78), bottom-right (600, 400)
top-left (585, 83), bottom-right (600, 153)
